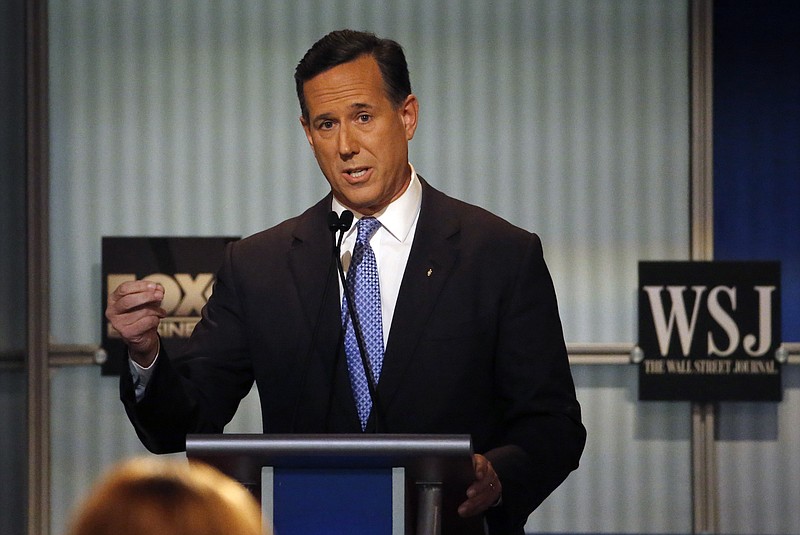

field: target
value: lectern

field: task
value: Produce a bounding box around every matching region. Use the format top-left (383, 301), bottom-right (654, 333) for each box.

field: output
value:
top-left (186, 434), bottom-right (486, 535)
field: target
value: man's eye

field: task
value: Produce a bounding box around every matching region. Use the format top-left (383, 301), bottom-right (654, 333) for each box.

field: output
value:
top-left (319, 120), bottom-right (334, 130)
top-left (357, 114), bottom-right (371, 123)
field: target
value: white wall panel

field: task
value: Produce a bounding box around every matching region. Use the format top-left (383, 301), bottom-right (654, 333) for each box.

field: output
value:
top-left (48, 1), bottom-right (695, 534)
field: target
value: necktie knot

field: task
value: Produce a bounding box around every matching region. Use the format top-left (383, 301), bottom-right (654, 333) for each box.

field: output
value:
top-left (356, 217), bottom-right (381, 245)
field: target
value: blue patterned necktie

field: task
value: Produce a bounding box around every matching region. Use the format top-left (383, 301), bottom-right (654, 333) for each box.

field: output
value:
top-left (342, 217), bottom-right (384, 431)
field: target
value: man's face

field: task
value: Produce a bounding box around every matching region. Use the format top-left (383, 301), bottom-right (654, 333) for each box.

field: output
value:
top-left (300, 54), bottom-right (419, 215)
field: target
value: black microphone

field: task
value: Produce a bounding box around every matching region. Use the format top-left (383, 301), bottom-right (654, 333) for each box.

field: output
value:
top-left (328, 209), bottom-right (353, 234)
top-left (333, 210), bottom-right (384, 433)
top-left (290, 210), bottom-right (353, 432)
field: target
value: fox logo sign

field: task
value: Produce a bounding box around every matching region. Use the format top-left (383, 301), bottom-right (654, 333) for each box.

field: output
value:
top-left (101, 236), bottom-right (238, 376)
top-left (638, 261), bottom-right (781, 402)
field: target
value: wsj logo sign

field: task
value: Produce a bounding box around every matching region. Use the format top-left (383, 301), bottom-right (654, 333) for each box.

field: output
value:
top-left (643, 284), bottom-right (775, 358)
top-left (638, 261), bottom-right (781, 402)
top-left (106, 273), bottom-right (215, 339)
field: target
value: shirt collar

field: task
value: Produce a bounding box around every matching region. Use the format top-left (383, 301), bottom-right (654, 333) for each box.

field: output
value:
top-left (331, 163), bottom-right (422, 244)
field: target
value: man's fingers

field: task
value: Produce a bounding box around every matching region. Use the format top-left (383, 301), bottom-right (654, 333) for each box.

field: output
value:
top-left (115, 309), bottom-right (164, 336)
top-left (106, 280), bottom-right (166, 354)
top-left (458, 454), bottom-right (502, 517)
top-left (107, 281), bottom-right (165, 315)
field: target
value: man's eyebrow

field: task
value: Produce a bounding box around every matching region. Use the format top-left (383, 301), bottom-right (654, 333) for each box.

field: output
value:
top-left (311, 112), bottom-right (334, 124)
top-left (350, 102), bottom-right (374, 111)
top-left (311, 103), bottom-right (375, 125)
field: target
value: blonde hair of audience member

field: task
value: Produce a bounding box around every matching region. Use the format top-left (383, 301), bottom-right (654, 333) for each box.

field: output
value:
top-left (66, 457), bottom-right (266, 535)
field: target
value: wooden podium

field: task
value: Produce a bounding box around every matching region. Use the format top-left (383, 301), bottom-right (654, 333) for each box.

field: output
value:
top-left (186, 434), bottom-right (486, 535)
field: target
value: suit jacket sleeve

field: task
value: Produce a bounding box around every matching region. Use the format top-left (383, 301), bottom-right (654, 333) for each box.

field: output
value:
top-left (482, 232), bottom-right (586, 534)
top-left (120, 240), bottom-right (256, 454)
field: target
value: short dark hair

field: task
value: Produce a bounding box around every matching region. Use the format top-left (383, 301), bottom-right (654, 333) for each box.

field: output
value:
top-left (294, 29), bottom-right (412, 121)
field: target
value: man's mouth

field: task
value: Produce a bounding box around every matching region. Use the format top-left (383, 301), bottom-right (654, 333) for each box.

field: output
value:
top-left (344, 167), bottom-right (369, 179)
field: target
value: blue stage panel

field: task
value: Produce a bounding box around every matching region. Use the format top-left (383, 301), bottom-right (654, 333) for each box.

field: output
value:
top-left (273, 468), bottom-right (393, 535)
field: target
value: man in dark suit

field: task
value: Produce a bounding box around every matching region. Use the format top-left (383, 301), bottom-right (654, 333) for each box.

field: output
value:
top-left (107, 29), bottom-right (585, 534)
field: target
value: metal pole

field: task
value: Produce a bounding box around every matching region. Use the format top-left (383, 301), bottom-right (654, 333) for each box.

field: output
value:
top-left (416, 483), bottom-right (442, 535)
top-left (26, 1), bottom-right (50, 534)
top-left (690, 1), bottom-right (718, 533)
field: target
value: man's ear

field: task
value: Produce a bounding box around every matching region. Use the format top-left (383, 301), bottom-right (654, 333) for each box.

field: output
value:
top-left (400, 94), bottom-right (420, 141)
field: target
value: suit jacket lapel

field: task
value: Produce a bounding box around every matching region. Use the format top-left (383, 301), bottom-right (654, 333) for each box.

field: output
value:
top-left (378, 179), bottom-right (460, 412)
top-left (288, 196), bottom-right (337, 333)
top-left (287, 196), bottom-right (361, 428)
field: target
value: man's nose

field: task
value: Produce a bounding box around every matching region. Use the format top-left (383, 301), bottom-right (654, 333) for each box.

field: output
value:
top-left (338, 124), bottom-right (359, 157)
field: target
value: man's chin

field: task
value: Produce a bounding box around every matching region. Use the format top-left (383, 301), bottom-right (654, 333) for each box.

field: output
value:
top-left (334, 192), bottom-right (384, 216)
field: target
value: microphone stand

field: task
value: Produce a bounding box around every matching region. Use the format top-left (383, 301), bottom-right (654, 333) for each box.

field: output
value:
top-left (334, 210), bottom-right (384, 433)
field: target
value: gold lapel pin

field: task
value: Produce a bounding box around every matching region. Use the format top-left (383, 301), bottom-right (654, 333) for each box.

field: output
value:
top-left (427, 268), bottom-right (433, 277)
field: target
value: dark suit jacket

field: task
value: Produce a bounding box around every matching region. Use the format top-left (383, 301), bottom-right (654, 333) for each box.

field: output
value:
top-left (121, 177), bottom-right (586, 534)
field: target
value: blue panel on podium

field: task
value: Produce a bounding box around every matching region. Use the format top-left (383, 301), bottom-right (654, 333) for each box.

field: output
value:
top-left (273, 468), bottom-right (393, 535)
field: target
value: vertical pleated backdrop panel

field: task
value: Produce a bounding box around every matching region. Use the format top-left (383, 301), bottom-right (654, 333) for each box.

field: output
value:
top-left (48, 1), bottom-right (695, 534)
